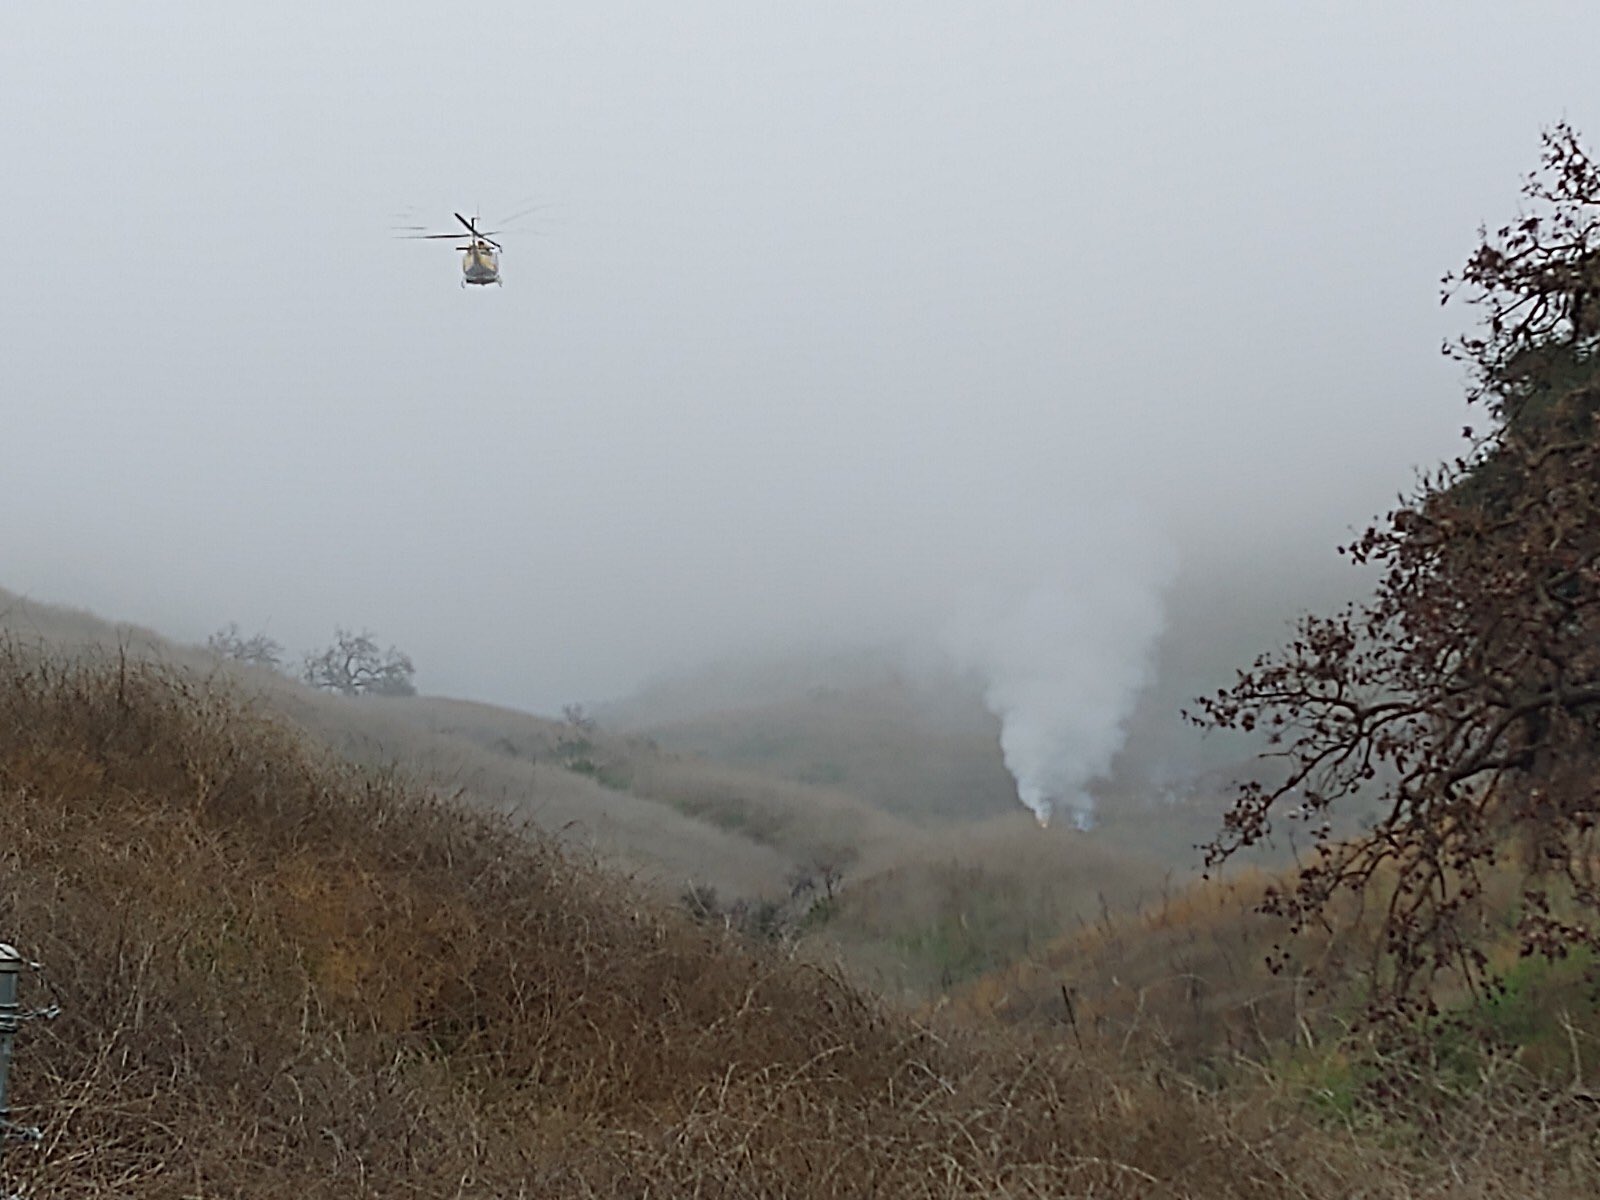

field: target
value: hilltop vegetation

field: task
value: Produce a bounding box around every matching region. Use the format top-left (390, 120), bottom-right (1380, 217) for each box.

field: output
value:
top-left (3, 645), bottom-right (1597, 1197)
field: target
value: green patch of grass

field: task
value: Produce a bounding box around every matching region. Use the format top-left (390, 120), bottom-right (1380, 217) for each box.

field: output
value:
top-left (892, 920), bottom-right (1002, 988)
top-left (658, 789), bottom-right (786, 845)
top-left (562, 754), bottom-right (634, 791)
top-left (1279, 1047), bottom-right (1383, 1128)
top-left (1470, 948), bottom-right (1600, 1074)
top-left (799, 896), bottom-right (839, 930)
top-left (883, 886), bottom-right (1040, 990)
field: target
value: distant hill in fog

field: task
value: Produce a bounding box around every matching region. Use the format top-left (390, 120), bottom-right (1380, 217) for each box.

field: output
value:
top-left (605, 646), bottom-right (1021, 821)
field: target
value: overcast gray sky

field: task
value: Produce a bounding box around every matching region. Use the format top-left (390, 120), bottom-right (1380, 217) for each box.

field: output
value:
top-left (5, 2), bottom-right (1598, 722)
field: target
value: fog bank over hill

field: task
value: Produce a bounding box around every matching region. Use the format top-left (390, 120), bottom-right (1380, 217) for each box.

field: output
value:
top-left (610, 547), bottom-right (1361, 829)
top-left (11, 4), bottom-right (1586, 729)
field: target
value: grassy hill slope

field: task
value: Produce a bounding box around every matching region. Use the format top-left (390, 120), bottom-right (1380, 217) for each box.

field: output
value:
top-left (3, 645), bottom-right (1595, 1196)
top-left (954, 861), bottom-right (1600, 1099)
top-left (0, 590), bottom-right (1190, 1002)
top-left (612, 660), bottom-right (1023, 822)
top-left (0, 589), bottom-right (824, 898)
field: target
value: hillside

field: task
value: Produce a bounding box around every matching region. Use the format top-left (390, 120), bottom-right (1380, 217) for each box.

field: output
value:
top-left (606, 648), bottom-right (1023, 821)
top-left (0, 588), bottom-right (836, 899)
top-left (603, 616), bottom-right (1324, 874)
top-left (953, 859), bottom-right (1600, 1099)
top-left (3, 644), bottom-right (1597, 1197)
top-left (0, 589), bottom-right (1188, 998)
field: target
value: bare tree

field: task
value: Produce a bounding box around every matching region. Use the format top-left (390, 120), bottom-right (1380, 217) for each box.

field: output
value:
top-left (561, 702), bottom-right (598, 734)
top-left (1193, 124), bottom-right (1600, 1021)
top-left (206, 623), bottom-right (285, 670)
top-left (787, 856), bottom-right (845, 904)
top-left (301, 628), bottom-right (416, 697)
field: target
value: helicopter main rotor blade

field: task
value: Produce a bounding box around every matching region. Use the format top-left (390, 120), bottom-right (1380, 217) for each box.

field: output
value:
top-left (494, 201), bottom-right (554, 228)
top-left (453, 211), bottom-right (503, 249)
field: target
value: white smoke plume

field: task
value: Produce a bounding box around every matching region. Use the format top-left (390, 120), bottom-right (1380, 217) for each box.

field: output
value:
top-left (946, 534), bottom-right (1173, 829)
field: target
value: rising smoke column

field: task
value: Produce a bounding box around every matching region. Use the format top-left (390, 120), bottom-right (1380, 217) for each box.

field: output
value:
top-left (947, 535), bottom-right (1173, 829)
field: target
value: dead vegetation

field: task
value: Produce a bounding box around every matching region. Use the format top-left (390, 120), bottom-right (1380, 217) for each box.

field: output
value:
top-left (0, 587), bottom-right (803, 901)
top-left (1, 644), bottom-right (1597, 1197)
top-left (956, 856), bottom-right (1600, 1150)
top-left (956, 871), bottom-right (1337, 1059)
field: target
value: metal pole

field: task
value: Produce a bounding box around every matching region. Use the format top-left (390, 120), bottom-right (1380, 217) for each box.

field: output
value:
top-left (0, 944), bottom-right (20, 1162)
top-left (0, 943), bottom-right (45, 1166)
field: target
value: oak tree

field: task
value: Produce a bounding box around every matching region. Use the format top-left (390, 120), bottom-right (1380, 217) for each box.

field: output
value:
top-left (1194, 124), bottom-right (1600, 1020)
top-left (206, 623), bottom-right (285, 670)
top-left (301, 627), bottom-right (417, 697)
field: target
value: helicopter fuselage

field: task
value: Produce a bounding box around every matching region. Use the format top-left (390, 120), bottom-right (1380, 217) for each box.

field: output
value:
top-left (460, 239), bottom-right (501, 286)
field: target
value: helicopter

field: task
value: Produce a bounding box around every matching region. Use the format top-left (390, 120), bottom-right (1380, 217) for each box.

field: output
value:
top-left (400, 211), bottom-right (506, 287)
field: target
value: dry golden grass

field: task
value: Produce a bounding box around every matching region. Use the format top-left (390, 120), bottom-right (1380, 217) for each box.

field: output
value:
top-left (955, 849), bottom-right (1600, 1096)
top-left (0, 588), bottom-right (1229, 955)
top-left (0, 588), bottom-right (799, 900)
top-left (1, 644), bottom-right (1597, 1197)
top-left (389, 689), bottom-right (912, 870)
top-left (809, 818), bottom-right (1170, 1001)
top-left (954, 871), bottom-right (1321, 1057)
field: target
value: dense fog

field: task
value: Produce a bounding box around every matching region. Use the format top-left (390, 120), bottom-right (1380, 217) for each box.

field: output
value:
top-left (6, 3), bottom-right (1599, 816)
